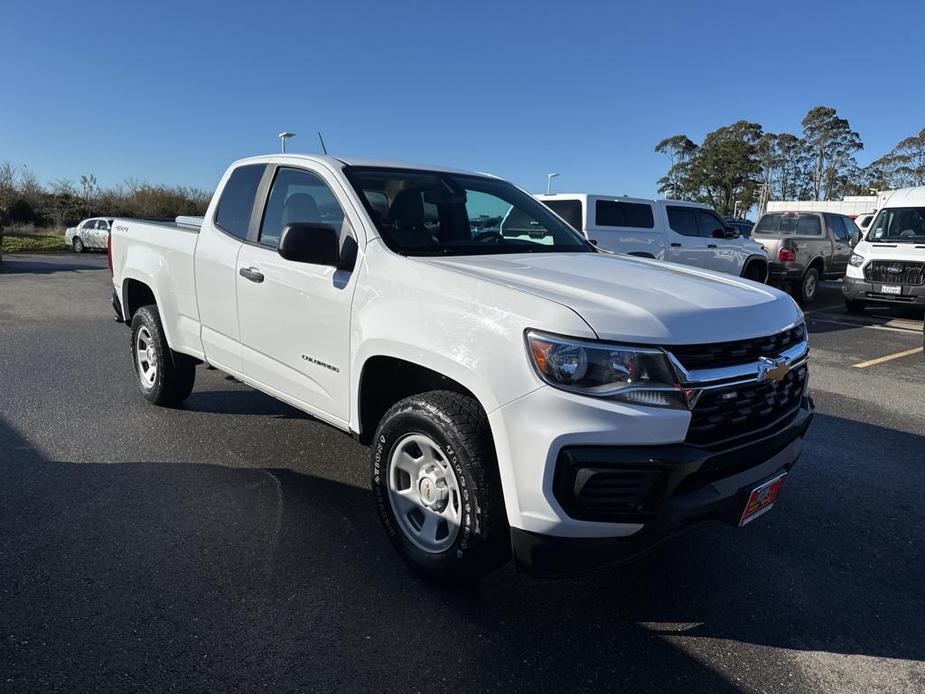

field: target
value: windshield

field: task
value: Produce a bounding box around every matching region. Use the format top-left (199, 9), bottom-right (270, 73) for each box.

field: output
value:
top-left (866, 207), bottom-right (925, 243)
top-left (344, 167), bottom-right (593, 256)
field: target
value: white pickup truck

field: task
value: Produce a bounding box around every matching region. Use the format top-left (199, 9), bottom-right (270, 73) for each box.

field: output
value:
top-left (109, 154), bottom-right (814, 580)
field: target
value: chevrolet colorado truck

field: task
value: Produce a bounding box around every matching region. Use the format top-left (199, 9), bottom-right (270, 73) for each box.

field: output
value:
top-left (109, 154), bottom-right (813, 580)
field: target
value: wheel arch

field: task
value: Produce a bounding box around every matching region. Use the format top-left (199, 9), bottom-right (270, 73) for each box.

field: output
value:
top-left (355, 354), bottom-right (488, 445)
top-left (122, 277), bottom-right (158, 321)
top-left (741, 254), bottom-right (769, 282)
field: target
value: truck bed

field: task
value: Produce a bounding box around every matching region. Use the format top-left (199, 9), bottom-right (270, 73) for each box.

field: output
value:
top-left (110, 217), bottom-right (204, 359)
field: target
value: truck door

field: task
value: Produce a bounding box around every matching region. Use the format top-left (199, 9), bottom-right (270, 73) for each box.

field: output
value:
top-left (235, 165), bottom-right (358, 425)
top-left (665, 205), bottom-right (711, 268)
top-left (194, 163), bottom-right (268, 374)
top-left (693, 209), bottom-right (741, 276)
top-left (826, 214), bottom-right (852, 276)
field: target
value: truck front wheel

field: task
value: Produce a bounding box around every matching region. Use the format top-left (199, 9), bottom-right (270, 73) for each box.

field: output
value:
top-left (371, 390), bottom-right (510, 582)
top-left (130, 305), bottom-right (196, 406)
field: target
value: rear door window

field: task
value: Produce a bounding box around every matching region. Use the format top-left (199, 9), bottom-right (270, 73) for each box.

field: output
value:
top-left (214, 164), bottom-right (266, 239)
top-left (796, 215), bottom-right (822, 236)
top-left (595, 200), bottom-right (654, 229)
top-left (543, 199), bottom-right (583, 230)
top-left (753, 214), bottom-right (780, 234)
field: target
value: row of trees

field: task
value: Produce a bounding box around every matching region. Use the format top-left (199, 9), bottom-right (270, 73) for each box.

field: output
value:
top-left (655, 106), bottom-right (925, 216)
top-left (0, 162), bottom-right (211, 229)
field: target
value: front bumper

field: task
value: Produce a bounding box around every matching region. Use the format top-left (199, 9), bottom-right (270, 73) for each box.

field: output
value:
top-left (842, 277), bottom-right (925, 306)
top-left (498, 394), bottom-right (813, 577)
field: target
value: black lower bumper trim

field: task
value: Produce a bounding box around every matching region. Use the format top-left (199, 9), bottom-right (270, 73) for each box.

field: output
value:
top-left (512, 401), bottom-right (814, 577)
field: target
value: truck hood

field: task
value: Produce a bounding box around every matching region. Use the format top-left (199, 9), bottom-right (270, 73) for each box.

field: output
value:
top-left (421, 253), bottom-right (802, 344)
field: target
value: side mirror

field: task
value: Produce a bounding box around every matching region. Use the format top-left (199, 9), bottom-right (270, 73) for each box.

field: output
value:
top-left (849, 231), bottom-right (860, 248)
top-left (278, 223), bottom-right (341, 266)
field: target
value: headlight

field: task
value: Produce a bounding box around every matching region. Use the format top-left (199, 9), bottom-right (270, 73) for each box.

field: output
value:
top-left (849, 253), bottom-right (864, 267)
top-left (525, 331), bottom-right (685, 408)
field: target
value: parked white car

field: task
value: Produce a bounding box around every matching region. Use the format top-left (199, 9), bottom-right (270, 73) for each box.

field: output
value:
top-left (844, 187), bottom-right (925, 312)
top-left (109, 154), bottom-right (812, 580)
top-left (536, 194), bottom-right (769, 281)
top-left (65, 217), bottom-right (112, 252)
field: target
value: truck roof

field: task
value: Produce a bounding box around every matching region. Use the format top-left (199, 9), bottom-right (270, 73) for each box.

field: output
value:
top-left (535, 193), bottom-right (711, 209)
top-left (230, 153), bottom-right (482, 176)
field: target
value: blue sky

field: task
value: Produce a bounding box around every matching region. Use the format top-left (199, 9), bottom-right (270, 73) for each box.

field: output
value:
top-left (2, 0), bottom-right (924, 197)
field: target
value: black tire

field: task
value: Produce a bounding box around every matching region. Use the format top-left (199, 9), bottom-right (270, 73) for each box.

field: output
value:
top-left (129, 305), bottom-right (196, 406)
top-left (72, 237), bottom-right (84, 253)
top-left (845, 298), bottom-right (867, 314)
top-left (794, 266), bottom-right (820, 305)
top-left (742, 261), bottom-right (767, 283)
top-left (371, 390), bottom-right (510, 582)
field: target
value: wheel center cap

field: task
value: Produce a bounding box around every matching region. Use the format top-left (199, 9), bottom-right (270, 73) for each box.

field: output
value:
top-left (417, 465), bottom-right (448, 510)
top-left (147, 347), bottom-right (156, 364)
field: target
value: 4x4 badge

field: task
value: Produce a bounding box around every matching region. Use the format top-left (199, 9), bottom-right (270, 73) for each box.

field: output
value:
top-left (757, 356), bottom-right (790, 383)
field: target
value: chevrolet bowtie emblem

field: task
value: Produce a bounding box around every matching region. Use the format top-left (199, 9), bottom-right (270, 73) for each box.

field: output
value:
top-left (757, 356), bottom-right (790, 383)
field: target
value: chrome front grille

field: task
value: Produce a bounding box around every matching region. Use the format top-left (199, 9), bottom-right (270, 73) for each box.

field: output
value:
top-left (666, 325), bottom-right (810, 448)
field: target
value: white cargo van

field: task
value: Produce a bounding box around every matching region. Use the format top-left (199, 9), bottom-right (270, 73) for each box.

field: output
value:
top-left (844, 187), bottom-right (925, 312)
top-left (536, 194), bottom-right (769, 281)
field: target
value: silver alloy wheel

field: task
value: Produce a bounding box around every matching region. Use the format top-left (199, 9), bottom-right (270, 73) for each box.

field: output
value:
top-left (135, 325), bottom-right (158, 388)
top-left (387, 433), bottom-right (462, 554)
top-left (73, 237), bottom-right (83, 253)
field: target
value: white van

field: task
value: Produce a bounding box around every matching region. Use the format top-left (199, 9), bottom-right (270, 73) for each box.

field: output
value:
top-left (536, 194), bottom-right (769, 281)
top-left (843, 187), bottom-right (925, 312)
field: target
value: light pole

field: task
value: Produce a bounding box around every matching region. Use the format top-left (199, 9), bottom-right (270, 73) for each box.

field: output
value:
top-left (546, 172), bottom-right (559, 195)
top-left (278, 131), bottom-right (295, 153)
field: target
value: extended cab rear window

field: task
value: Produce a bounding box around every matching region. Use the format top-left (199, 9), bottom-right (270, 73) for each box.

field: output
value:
top-left (214, 164), bottom-right (266, 239)
top-left (542, 199), bottom-right (583, 231)
top-left (594, 200), bottom-right (654, 229)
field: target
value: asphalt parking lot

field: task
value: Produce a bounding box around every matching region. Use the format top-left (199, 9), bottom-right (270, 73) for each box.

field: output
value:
top-left (1, 254), bottom-right (923, 693)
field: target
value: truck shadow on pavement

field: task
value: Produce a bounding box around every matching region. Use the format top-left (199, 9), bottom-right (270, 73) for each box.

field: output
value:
top-left (1, 412), bottom-right (922, 692)
top-left (0, 256), bottom-right (103, 274)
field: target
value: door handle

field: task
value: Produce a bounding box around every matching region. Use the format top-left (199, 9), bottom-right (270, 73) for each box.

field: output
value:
top-left (707, 244), bottom-right (718, 248)
top-left (670, 242), bottom-right (682, 247)
top-left (239, 267), bottom-right (264, 283)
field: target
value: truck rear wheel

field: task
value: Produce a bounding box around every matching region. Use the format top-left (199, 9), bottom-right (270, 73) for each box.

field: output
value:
top-left (371, 390), bottom-right (510, 582)
top-left (794, 267), bottom-right (819, 305)
top-left (130, 305), bottom-right (196, 406)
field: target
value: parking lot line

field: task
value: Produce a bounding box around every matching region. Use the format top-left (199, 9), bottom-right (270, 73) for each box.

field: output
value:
top-left (852, 347), bottom-right (922, 369)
